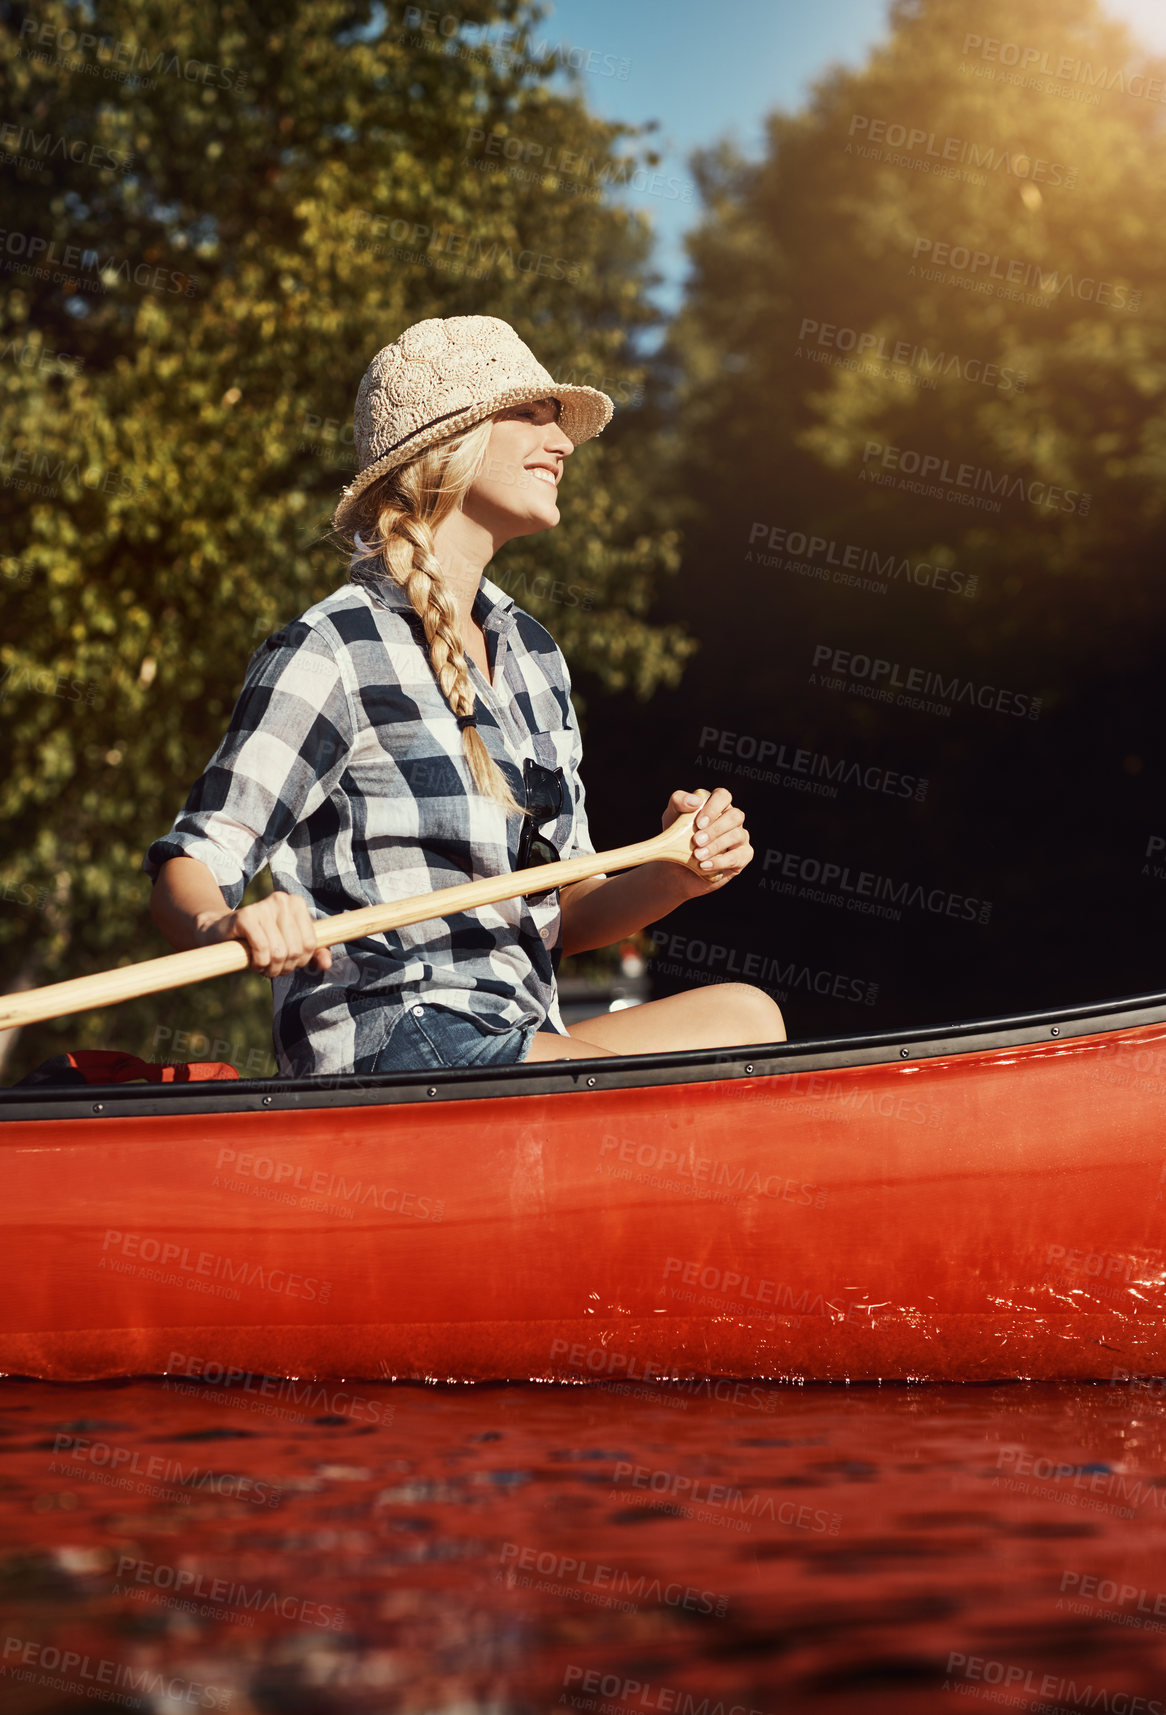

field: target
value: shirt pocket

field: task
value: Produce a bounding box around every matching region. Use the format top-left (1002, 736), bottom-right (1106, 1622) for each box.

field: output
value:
top-left (527, 729), bottom-right (575, 854)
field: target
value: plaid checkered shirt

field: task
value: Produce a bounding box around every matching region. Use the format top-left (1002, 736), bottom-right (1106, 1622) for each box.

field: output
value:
top-left (142, 556), bottom-right (599, 1077)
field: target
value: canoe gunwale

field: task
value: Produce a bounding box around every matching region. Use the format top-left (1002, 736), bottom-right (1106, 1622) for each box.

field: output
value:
top-left (4, 987), bottom-right (1166, 1124)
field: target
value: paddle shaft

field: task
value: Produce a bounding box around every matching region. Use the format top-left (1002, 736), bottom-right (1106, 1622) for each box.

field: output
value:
top-left (0, 799), bottom-right (710, 1033)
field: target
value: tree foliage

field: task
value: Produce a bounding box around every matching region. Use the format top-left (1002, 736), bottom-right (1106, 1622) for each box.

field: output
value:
top-left (595, 0), bottom-right (1166, 1030)
top-left (0, 0), bottom-right (694, 1076)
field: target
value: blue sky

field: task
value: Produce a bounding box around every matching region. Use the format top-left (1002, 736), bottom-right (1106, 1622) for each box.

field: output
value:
top-left (540, 0), bottom-right (1166, 329)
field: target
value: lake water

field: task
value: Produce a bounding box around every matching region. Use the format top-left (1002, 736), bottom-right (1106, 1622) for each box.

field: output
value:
top-left (1, 1376), bottom-right (1164, 1713)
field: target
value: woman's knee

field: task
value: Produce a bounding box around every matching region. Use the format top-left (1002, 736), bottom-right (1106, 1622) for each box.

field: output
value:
top-left (714, 982), bottom-right (786, 1044)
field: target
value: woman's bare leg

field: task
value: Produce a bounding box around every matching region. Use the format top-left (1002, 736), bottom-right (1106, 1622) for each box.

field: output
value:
top-left (524, 1030), bottom-right (619, 1061)
top-left (523, 983), bottom-right (785, 1062)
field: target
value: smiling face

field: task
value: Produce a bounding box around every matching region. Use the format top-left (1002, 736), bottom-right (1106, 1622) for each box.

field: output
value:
top-left (461, 397), bottom-right (575, 544)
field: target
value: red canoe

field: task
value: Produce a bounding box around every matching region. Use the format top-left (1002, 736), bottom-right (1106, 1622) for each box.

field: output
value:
top-left (3, 991), bottom-right (1165, 1385)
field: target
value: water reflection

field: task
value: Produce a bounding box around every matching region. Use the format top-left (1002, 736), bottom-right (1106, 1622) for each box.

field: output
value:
top-left (1, 1378), bottom-right (1164, 1711)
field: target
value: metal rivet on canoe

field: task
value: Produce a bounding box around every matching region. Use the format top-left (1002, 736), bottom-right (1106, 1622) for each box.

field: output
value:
top-left (900, 1048), bottom-right (910, 1058)
top-left (744, 1064), bottom-right (754, 1074)
top-left (586, 1076), bottom-right (596, 1088)
top-left (1050, 1026), bottom-right (1060, 1036)
top-left (92, 1103), bottom-right (103, 1113)
top-left (427, 1087), bottom-right (437, 1097)
top-left (262, 1095), bottom-right (273, 1106)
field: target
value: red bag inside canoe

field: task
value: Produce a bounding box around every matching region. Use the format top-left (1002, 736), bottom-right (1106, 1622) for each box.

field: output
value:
top-left (14, 1050), bottom-right (240, 1087)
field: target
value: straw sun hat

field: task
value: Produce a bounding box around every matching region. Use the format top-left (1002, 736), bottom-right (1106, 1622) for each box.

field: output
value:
top-left (331, 314), bottom-right (615, 531)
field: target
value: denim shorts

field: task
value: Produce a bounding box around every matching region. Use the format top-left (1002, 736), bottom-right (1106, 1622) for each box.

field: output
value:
top-left (373, 1002), bottom-right (540, 1073)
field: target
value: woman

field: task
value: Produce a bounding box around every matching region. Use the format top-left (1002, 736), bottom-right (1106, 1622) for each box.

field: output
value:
top-left (145, 315), bottom-right (786, 1075)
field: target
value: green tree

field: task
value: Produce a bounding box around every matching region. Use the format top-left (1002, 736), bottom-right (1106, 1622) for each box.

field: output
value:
top-left (0, 0), bottom-right (695, 1078)
top-left (627, 0), bottom-right (1166, 1026)
top-left (668, 0), bottom-right (1166, 681)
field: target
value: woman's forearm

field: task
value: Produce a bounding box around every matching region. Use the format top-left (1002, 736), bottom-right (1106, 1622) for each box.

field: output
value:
top-left (150, 857), bottom-right (329, 976)
top-left (558, 862), bottom-right (697, 957)
top-left (149, 855), bottom-right (234, 950)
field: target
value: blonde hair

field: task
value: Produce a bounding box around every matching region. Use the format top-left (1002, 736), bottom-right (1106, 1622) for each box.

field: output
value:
top-left (344, 414), bottom-right (524, 816)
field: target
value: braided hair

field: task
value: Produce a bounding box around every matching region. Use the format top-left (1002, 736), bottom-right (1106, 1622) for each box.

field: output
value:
top-left (344, 414), bottom-right (524, 815)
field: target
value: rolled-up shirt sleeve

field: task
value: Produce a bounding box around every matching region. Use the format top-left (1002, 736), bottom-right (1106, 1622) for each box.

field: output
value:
top-left (141, 624), bottom-right (356, 910)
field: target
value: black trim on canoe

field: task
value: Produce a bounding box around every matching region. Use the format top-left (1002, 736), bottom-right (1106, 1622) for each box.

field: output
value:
top-left (3, 989), bottom-right (1166, 1124)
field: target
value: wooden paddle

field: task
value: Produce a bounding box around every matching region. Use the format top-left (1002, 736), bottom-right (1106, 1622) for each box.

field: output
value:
top-left (0, 792), bottom-right (713, 1033)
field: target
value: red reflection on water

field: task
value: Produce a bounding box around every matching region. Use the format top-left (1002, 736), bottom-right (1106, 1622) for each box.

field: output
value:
top-left (0, 1378), bottom-right (1164, 1712)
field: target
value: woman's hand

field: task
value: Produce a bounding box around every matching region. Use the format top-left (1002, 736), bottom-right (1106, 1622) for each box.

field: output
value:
top-left (557, 789), bottom-right (753, 955)
top-left (197, 891), bottom-right (332, 978)
top-left (662, 787), bottom-right (754, 895)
